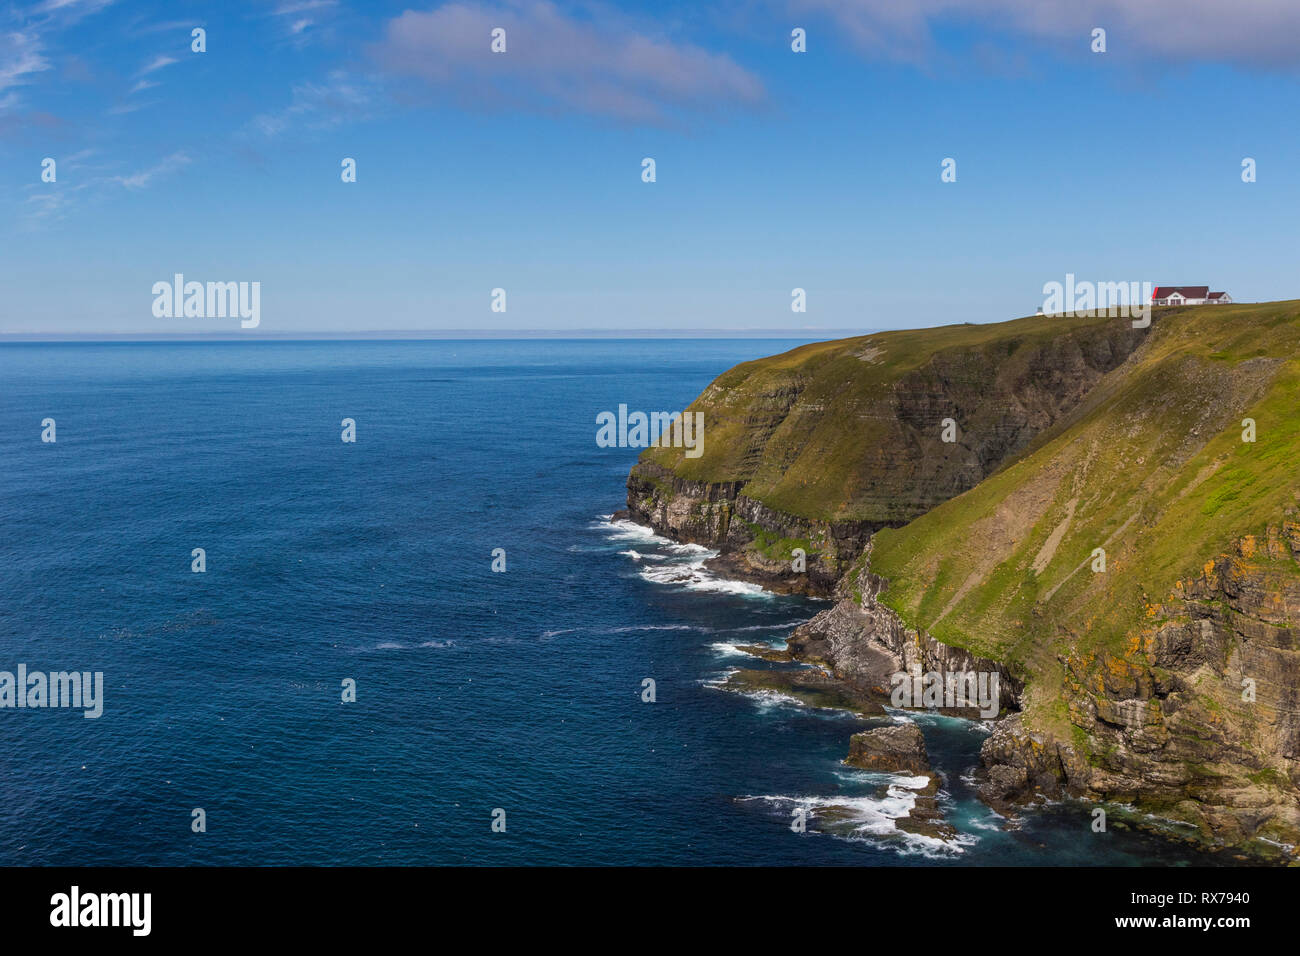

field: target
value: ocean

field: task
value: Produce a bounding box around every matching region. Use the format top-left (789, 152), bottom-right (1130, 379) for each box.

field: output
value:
top-left (0, 340), bottom-right (1231, 865)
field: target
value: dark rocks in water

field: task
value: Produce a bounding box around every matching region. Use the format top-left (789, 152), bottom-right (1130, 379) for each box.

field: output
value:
top-left (845, 722), bottom-right (931, 774)
top-left (731, 643), bottom-right (793, 663)
top-left (785, 563), bottom-right (1022, 715)
top-left (895, 774), bottom-right (959, 842)
top-left (702, 548), bottom-right (834, 597)
top-left (720, 667), bottom-right (884, 716)
top-left (843, 728), bottom-right (960, 842)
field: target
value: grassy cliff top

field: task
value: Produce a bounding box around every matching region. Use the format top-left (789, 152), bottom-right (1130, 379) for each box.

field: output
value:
top-left (640, 308), bottom-right (1143, 522)
top-left (866, 300), bottom-right (1300, 725)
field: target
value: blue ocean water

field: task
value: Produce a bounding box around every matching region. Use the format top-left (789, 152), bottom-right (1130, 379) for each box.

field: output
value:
top-left (0, 340), bottom-right (1230, 866)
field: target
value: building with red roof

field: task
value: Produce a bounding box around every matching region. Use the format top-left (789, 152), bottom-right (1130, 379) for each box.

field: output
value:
top-left (1151, 286), bottom-right (1232, 306)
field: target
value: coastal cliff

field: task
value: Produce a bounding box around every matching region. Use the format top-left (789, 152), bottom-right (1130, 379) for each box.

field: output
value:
top-left (623, 300), bottom-right (1300, 859)
top-left (624, 313), bottom-right (1147, 595)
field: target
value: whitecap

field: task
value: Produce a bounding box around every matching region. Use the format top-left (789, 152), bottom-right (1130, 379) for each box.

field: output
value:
top-left (607, 624), bottom-right (699, 633)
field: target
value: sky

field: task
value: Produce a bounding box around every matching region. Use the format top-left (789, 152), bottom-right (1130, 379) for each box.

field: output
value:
top-left (1, 0), bottom-right (1298, 335)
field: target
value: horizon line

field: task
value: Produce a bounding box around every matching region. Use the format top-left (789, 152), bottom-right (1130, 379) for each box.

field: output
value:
top-left (0, 328), bottom-right (876, 342)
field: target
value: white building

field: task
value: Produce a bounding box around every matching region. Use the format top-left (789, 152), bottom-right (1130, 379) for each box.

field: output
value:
top-left (1151, 286), bottom-right (1232, 306)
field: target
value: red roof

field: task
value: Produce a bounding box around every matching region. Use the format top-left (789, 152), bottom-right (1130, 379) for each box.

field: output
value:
top-left (1152, 286), bottom-right (1209, 299)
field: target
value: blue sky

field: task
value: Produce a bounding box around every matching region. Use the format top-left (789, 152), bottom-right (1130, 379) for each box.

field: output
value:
top-left (2, 0), bottom-right (1298, 335)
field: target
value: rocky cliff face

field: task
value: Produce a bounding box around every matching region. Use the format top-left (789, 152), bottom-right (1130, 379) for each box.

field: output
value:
top-left (975, 526), bottom-right (1300, 854)
top-left (623, 462), bottom-right (878, 594)
top-left (624, 319), bottom-right (1148, 595)
top-left (784, 545), bottom-right (1022, 715)
top-left (794, 534), bottom-right (1300, 859)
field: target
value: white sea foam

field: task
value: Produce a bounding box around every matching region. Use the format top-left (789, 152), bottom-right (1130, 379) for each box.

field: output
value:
top-left (599, 517), bottom-right (775, 597)
top-left (738, 689), bottom-right (810, 712)
top-left (637, 558), bottom-right (771, 597)
top-left (371, 639), bottom-right (454, 651)
top-left (542, 623), bottom-right (700, 639)
top-left (665, 541), bottom-right (712, 555)
top-left (602, 518), bottom-right (674, 545)
top-left (715, 621), bottom-right (804, 633)
top-left (699, 667), bottom-right (740, 689)
top-left (709, 641), bottom-right (755, 658)
top-left (738, 789), bottom-right (974, 858)
top-left (607, 624), bottom-right (698, 633)
top-left (712, 683), bottom-right (862, 719)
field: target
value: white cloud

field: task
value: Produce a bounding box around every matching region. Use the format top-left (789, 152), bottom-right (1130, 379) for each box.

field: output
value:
top-left (369, 1), bottom-right (765, 123)
top-left (793, 0), bottom-right (1300, 68)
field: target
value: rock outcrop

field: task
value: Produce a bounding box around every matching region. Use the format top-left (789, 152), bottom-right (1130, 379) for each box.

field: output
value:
top-left (845, 722), bottom-right (930, 774)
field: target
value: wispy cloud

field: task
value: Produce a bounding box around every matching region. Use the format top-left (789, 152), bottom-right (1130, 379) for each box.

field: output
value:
top-left (109, 150), bottom-right (190, 188)
top-left (31, 0), bottom-right (115, 19)
top-left (24, 184), bottom-right (82, 225)
top-left (106, 99), bottom-right (148, 115)
top-left (273, 0), bottom-right (340, 13)
top-left (129, 19), bottom-right (200, 37)
top-left (272, 0), bottom-right (340, 15)
top-left (120, 53), bottom-right (178, 106)
top-left (249, 70), bottom-right (375, 137)
top-left (268, 0), bottom-right (340, 43)
top-left (21, 146), bottom-right (186, 227)
top-left (137, 54), bottom-right (177, 75)
top-left (368, 1), bottom-right (765, 124)
top-left (0, 31), bottom-right (52, 110)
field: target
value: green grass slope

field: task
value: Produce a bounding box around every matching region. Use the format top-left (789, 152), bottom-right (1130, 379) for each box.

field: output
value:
top-left (867, 300), bottom-right (1300, 728)
top-left (641, 310), bottom-right (1141, 523)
